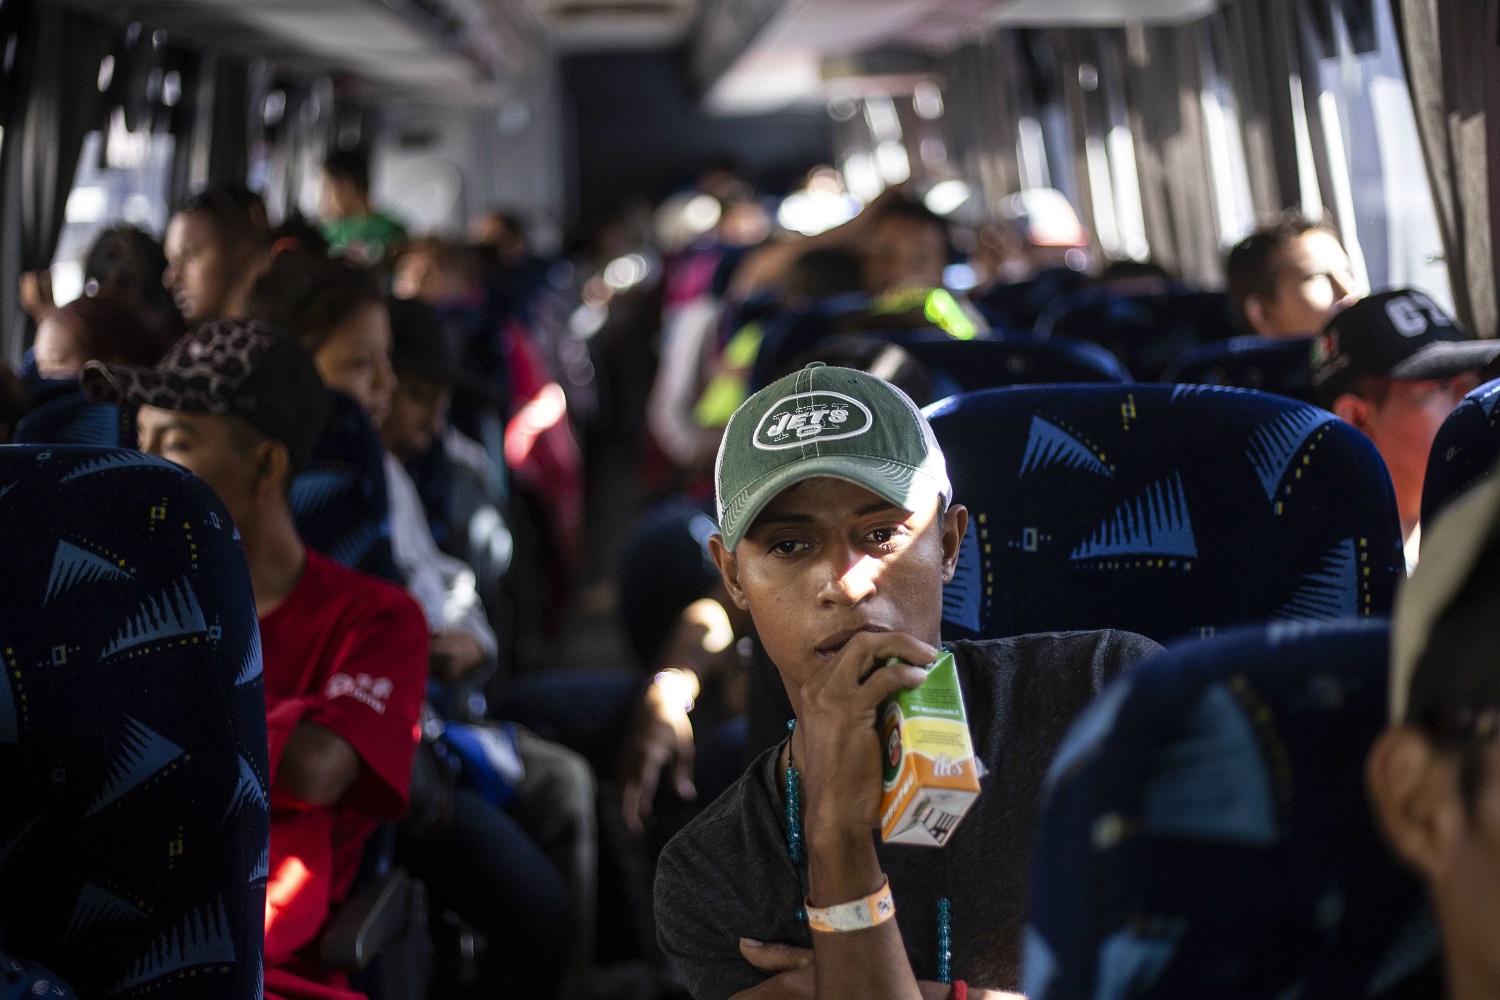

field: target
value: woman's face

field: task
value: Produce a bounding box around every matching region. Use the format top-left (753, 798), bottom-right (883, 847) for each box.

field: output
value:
top-left (313, 300), bottom-right (396, 428)
top-left (163, 211), bottom-right (236, 325)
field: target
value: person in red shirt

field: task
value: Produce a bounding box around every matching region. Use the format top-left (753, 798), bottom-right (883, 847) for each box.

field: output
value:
top-left (83, 318), bottom-right (428, 1000)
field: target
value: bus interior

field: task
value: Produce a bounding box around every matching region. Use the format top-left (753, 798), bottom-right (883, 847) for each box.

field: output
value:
top-left (1, 0), bottom-right (1497, 998)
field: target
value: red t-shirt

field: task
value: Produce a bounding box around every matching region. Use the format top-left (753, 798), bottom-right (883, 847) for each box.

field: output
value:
top-left (259, 549), bottom-right (427, 997)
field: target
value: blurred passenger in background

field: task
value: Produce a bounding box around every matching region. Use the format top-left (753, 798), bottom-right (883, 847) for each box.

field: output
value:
top-left (82, 224), bottom-right (184, 344)
top-left (1368, 470), bottom-right (1500, 1000)
top-left (1094, 259), bottom-right (1174, 298)
top-left (164, 185), bottom-right (270, 326)
top-left (320, 149), bottom-right (408, 266)
top-left (1228, 216), bottom-right (1363, 339)
top-left (31, 294), bottom-right (171, 380)
top-left (1311, 290), bottom-right (1500, 572)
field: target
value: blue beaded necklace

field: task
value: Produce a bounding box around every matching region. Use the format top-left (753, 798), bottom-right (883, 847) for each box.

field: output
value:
top-left (784, 718), bottom-right (954, 984)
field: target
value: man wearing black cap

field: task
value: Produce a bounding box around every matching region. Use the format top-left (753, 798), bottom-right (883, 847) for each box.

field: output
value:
top-left (83, 319), bottom-right (428, 1000)
top-left (1311, 289), bottom-right (1500, 571)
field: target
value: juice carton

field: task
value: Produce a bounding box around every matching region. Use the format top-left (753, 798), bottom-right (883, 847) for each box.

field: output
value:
top-left (878, 650), bottom-right (980, 847)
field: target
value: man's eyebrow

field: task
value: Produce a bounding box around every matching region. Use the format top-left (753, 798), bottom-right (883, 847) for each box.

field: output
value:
top-left (749, 510), bottom-right (816, 530)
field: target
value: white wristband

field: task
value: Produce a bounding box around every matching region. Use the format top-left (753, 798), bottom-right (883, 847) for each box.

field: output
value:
top-left (804, 877), bottom-right (896, 933)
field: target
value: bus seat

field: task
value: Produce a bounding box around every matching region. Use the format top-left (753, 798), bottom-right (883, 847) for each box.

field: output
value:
top-left (1024, 620), bottom-right (1437, 1000)
top-left (1421, 377), bottom-right (1500, 525)
top-left (12, 389), bottom-right (135, 448)
top-left (1159, 336), bottom-right (1316, 404)
top-left (748, 292), bottom-right (872, 392)
top-left (1036, 292), bottom-right (1238, 381)
top-left (294, 391), bottom-right (401, 584)
top-left (927, 385), bottom-right (1402, 643)
top-left (0, 445), bottom-right (267, 1000)
top-left (887, 334), bottom-right (1132, 394)
top-left (973, 266), bottom-right (1091, 332)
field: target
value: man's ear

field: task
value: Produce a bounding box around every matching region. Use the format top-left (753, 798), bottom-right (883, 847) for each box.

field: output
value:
top-left (708, 535), bottom-right (751, 611)
top-left (1366, 726), bottom-right (1463, 882)
top-left (1244, 294), bottom-right (1272, 336)
top-left (253, 440), bottom-right (293, 500)
top-left (940, 503), bottom-right (969, 585)
top-left (1332, 392), bottom-right (1372, 433)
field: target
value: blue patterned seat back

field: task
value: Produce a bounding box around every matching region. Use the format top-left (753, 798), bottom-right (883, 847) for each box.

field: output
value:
top-left (12, 389), bottom-right (135, 448)
top-left (748, 293), bottom-right (873, 392)
top-left (292, 391), bottom-right (400, 583)
top-left (927, 385), bottom-right (1402, 643)
top-left (0, 446), bottom-right (267, 999)
top-left (1038, 292), bottom-right (1238, 380)
top-left (1159, 335), bottom-right (1316, 404)
top-left (886, 334), bottom-right (1131, 395)
top-left (1421, 377), bottom-right (1500, 525)
top-left (1025, 621), bottom-right (1436, 1000)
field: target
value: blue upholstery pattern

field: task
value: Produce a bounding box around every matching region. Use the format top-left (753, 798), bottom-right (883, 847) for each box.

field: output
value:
top-left (0, 445), bottom-right (267, 1000)
top-left (973, 267), bottom-right (1090, 332)
top-left (1037, 292), bottom-right (1238, 380)
top-left (1421, 376), bottom-right (1500, 525)
top-left (12, 389), bottom-right (135, 448)
top-left (292, 391), bottom-right (400, 583)
top-left (1025, 621), bottom-right (1436, 1000)
top-left (888, 334), bottom-right (1132, 395)
top-left (928, 385), bottom-right (1402, 643)
top-left (1159, 336), bottom-right (1316, 404)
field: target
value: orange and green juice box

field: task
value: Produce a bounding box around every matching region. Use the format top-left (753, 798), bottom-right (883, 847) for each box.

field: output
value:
top-left (878, 650), bottom-right (980, 847)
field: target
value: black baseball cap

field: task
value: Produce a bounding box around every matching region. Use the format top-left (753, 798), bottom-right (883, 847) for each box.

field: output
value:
top-left (386, 296), bottom-right (491, 397)
top-left (81, 317), bottom-right (332, 470)
top-left (1310, 289), bottom-right (1500, 405)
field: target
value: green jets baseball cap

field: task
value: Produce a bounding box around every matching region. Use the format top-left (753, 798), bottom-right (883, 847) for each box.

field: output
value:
top-left (714, 362), bottom-right (952, 551)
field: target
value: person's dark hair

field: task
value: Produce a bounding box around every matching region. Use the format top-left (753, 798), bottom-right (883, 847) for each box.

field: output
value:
top-left (1097, 259), bottom-right (1172, 286)
top-left (269, 212), bottom-right (331, 257)
top-left (57, 293), bottom-right (173, 368)
top-left (1411, 534), bottom-right (1500, 807)
top-left (876, 197), bottom-right (951, 244)
top-left (82, 225), bottom-right (183, 341)
top-left (778, 335), bottom-right (934, 407)
top-left (177, 184), bottom-right (269, 253)
top-left (785, 248), bottom-right (864, 301)
top-left (324, 149), bottom-right (371, 195)
top-left (245, 248), bottom-right (382, 355)
top-left (1226, 215), bottom-right (1329, 329)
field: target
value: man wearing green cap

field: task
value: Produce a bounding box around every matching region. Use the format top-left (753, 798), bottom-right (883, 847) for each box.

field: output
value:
top-left (655, 363), bottom-right (1161, 1000)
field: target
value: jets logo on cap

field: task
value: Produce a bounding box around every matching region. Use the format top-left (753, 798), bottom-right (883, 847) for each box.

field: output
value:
top-left (752, 391), bottom-right (873, 450)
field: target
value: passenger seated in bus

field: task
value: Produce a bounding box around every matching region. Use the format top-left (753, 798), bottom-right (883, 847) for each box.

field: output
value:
top-left (1367, 470), bottom-right (1500, 1000)
top-left (1310, 290), bottom-right (1499, 572)
top-left (164, 185), bottom-right (271, 326)
top-left (30, 293), bottom-right (171, 380)
top-left (320, 149), bottom-right (409, 266)
top-left (655, 364), bottom-right (1160, 999)
top-left (247, 248), bottom-right (497, 679)
top-left (81, 223), bottom-right (185, 344)
top-left (1227, 215), bottom-right (1362, 339)
top-left (1094, 259), bottom-right (1174, 297)
top-left (381, 296), bottom-right (512, 605)
top-left (80, 319), bottom-right (428, 1000)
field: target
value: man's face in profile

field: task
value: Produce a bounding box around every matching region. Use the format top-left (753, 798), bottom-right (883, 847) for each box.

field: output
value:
top-left (710, 476), bottom-right (966, 699)
top-left (1257, 230), bottom-right (1362, 337)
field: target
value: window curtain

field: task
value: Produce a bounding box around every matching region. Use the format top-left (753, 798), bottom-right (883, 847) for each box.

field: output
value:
top-left (1218, 0), bottom-right (1304, 217)
top-left (206, 52), bottom-right (250, 189)
top-left (1120, 23), bottom-right (1223, 287)
top-left (0, 2), bottom-right (112, 363)
top-left (1393, 0), bottom-right (1500, 337)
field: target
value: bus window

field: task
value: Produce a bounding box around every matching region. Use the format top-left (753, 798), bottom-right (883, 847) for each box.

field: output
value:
top-left (1303, 0), bottom-right (1453, 311)
top-left (49, 116), bottom-right (175, 306)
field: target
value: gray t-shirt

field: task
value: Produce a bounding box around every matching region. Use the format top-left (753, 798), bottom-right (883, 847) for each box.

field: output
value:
top-left (655, 631), bottom-right (1163, 1000)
